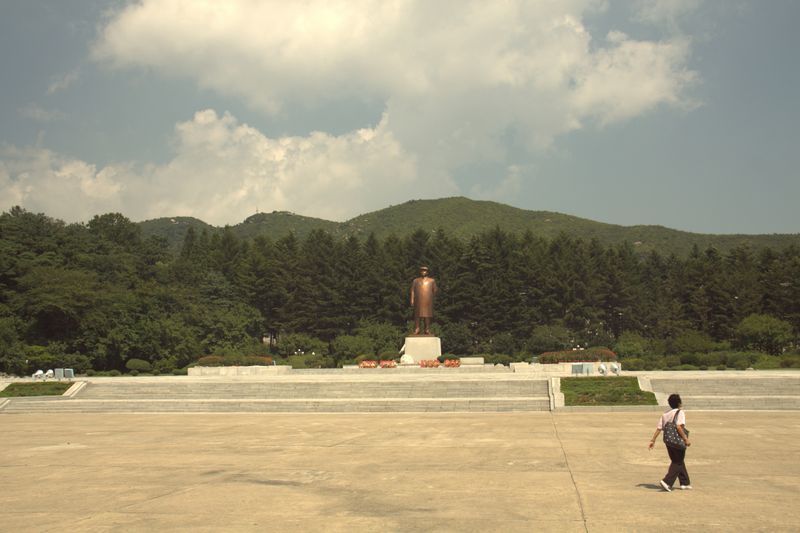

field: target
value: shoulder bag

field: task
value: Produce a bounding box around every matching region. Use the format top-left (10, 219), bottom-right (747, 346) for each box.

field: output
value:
top-left (662, 409), bottom-right (689, 449)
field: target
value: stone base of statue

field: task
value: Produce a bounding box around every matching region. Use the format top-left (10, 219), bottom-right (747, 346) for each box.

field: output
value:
top-left (402, 336), bottom-right (442, 363)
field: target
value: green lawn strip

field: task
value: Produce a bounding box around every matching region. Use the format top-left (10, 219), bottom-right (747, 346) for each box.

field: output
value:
top-left (0, 382), bottom-right (73, 397)
top-left (561, 376), bottom-right (657, 406)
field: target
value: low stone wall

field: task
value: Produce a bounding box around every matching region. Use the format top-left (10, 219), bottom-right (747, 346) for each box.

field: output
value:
top-left (511, 361), bottom-right (621, 375)
top-left (188, 365), bottom-right (291, 377)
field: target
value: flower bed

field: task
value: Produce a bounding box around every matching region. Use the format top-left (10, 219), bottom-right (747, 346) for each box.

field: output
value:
top-left (538, 348), bottom-right (617, 364)
top-left (359, 360), bottom-right (378, 368)
top-left (379, 360), bottom-right (397, 368)
top-left (419, 359), bottom-right (440, 368)
top-left (444, 359), bottom-right (461, 368)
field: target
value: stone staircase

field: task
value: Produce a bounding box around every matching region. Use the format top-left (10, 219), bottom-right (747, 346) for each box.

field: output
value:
top-left (0, 375), bottom-right (551, 413)
top-left (648, 376), bottom-right (800, 410)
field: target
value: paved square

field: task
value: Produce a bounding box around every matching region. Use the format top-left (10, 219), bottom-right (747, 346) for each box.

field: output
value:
top-left (1, 411), bottom-right (798, 532)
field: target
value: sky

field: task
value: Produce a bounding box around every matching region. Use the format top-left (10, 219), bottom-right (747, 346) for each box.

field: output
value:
top-left (0, 0), bottom-right (798, 234)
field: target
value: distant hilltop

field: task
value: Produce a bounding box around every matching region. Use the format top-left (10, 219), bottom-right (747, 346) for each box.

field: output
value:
top-left (138, 196), bottom-right (800, 256)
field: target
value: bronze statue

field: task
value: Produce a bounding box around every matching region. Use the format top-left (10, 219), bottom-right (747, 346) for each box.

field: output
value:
top-left (410, 265), bottom-right (437, 335)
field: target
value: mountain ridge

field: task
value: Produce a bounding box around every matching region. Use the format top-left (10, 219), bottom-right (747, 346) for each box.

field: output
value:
top-left (138, 196), bottom-right (800, 256)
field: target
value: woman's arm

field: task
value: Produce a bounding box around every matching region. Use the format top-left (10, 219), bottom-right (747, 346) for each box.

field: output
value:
top-left (648, 428), bottom-right (661, 449)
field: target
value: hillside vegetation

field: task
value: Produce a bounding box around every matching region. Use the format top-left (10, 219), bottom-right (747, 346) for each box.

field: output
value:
top-left (1, 206), bottom-right (798, 375)
top-left (137, 197), bottom-right (800, 256)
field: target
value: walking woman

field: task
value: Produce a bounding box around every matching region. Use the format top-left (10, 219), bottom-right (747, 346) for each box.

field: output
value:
top-left (648, 393), bottom-right (692, 491)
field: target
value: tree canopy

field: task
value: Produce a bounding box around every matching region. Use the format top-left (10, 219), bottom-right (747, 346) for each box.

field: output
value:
top-left (1, 207), bottom-right (798, 374)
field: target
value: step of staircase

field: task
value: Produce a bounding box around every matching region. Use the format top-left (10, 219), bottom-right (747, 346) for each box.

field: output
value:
top-left (0, 397), bottom-right (551, 413)
top-left (650, 378), bottom-right (799, 395)
top-left (76, 380), bottom-right (549, 399)
top-left (649, 377), bottom-right (800, 410)
top-left (0, 376), bottom-right (551, 413)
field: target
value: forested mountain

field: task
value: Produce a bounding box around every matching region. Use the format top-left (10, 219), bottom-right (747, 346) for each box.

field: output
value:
top-left (138, 197), bottom-right (800, 256)
top-left (1, 205), bottom-right (798, 375)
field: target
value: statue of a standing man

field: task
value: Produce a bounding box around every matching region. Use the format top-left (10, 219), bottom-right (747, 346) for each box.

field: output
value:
top-left (410, 265), bottom-right (438, 335)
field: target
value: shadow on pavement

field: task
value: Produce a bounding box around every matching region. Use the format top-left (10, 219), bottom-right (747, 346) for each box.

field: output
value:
top-left (637, 483), bottom-right (665, 491)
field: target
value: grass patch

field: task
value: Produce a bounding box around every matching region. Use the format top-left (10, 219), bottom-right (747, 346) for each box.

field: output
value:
top-left (0, 382), bottom-right (73, 397)
top-left (561, 377), bottom-right (657, 406)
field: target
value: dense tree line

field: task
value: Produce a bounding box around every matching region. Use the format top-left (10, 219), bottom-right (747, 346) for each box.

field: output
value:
top-left (1, 207), bottom-right (798, 374)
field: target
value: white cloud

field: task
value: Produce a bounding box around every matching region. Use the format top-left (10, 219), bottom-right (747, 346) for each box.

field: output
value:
top-left (0, 145), bottom-right (125, 221)
top-left (0, 110), bottom-right (450, 224)
top-left (469, 164), bottom-right (525, 202)
top-left (3, 1), bottom-right (700, 224)
top-left (569, 32), bottom-right (698, 125)
top-left (47, 69), bottom-right (79, 95)
top-left (93, 0), bottom-right (697, 161)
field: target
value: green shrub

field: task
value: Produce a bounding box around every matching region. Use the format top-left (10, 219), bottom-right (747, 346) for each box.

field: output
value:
top-left (621, 358), bottom-right (644, 371)
top-left (779, 354), bottom-right (800, 368)
top-left (153, 358), bottom-right (177, 374)
top-left (354, 321), bottom-right (403, 354)
top-left (716, 364), bottom-right (728, 371)
top-left (125, 358), bottom-right (152, 372)
top-left (752, 355), bottom-right (780, 370)
top-left (332, 335), bottom-right (376, 361)
top-left (696, 352), bottom-right (726, 367)
top-left (172, 368), bottom-right (188, 375)
top-left (19, 344), bottom-right (91, 375)
top-left (440, 322), bottom-right (473, 354)
top-left (490, 333), bottom-right (517, 355)
top-left (276, 333), bottom-right (328, 357)
top-left (673, 364), bottom-right (699, 371)
top-left (725, 352), bottom-right (759, 370)
top-left (668, 330), bottom-right (717, 354)
top-left (107, 370), bottom-right (121, 377)
top-left (614, 332), bottom-right (649, 358)
top-left (678, 352), bottom-right (700, 366)
top-left (286, 353), bottom-right (334, 369)
top-left (538, 348), bottom-right (617, 364)
top-left (195, 355), bottom-right (274, 367)
top-left (484, 353), bottom-right (514, 365)
top-left (664, 355), bottom-right (681, 368)
top-left (527, 324), bottom-right (573, 353)
top-left (196, 355), bottom-right (224, 366)
top-left (735, 314), bottom-right (793, 355)
top-left (128, 369), bottom-right (139, 376)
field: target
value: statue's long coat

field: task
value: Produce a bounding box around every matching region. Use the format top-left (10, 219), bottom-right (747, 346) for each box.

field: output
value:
top-left (411, 277), bottom-right (437, 318)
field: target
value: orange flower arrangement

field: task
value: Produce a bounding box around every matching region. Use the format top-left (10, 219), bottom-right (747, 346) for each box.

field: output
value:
top-left (379, 360), bottom-right (397, 368)
top-left (359, 360), bottom-right (378, 368)
top-left (444, 359), bottom-right (461, 368)
top-left (419, 359), bottom-right (440, 368)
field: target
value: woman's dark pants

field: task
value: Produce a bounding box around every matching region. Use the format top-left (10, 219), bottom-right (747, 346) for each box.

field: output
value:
top-left (663, 446), bottom-right (690, 487)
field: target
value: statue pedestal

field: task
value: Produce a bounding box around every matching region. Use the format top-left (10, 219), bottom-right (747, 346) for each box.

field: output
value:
top-left (402, 336), bottom-right (442, 363)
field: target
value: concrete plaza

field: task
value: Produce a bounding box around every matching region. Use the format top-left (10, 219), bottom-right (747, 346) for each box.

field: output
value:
top-left (1, 411), bottom-right (799, 532)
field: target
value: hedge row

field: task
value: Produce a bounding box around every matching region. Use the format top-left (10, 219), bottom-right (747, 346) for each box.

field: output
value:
top-left (538, 348), bottom-right (618, 364)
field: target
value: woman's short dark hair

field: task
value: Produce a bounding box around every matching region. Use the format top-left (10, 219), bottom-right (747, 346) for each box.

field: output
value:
top-left (668, 394), bottom-right (682, 409)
